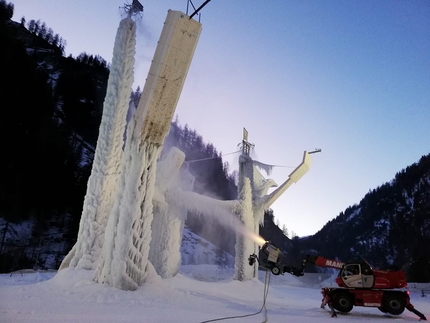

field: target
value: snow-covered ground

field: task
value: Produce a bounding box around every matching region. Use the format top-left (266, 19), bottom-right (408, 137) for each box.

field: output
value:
top-left (1, 267), bottom-right (429, 323)
top-left (1, 225), bottom-right (429, 322)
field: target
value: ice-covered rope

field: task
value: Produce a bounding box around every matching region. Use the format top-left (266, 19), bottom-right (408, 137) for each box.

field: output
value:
top-left (187, 151), bottom-right (296, 169)
top-left (255, 149), bottom-right (321, 175)
top-left (253, 159), bottom-right (296, 176)
top-left (186, 150), bottom-right (241, 163)
top-left (254, 161), bottom-right (295, 169)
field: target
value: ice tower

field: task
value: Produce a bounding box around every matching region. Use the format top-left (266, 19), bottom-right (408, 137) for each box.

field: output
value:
top-left (235, 128), bottom-right (314, 281)
top-left (60, 17), bottom-right (137, 271)
top-left (94, 10), bottom-right (202, 290)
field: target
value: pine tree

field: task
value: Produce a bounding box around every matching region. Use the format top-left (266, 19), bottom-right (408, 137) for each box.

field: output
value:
top-left (27, 19), bottom-right (35, 32)
top-left (282, 224), bottom-right (289, 238)
top-left (38, 22), bottom-right (47, 39)
top-left (0, 0), bottom-right (14, 21)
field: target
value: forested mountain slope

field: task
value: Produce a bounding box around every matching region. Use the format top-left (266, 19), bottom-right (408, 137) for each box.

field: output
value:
top-left (298, 154), bottom-right (430, 281)
top-left (0, 4), bottom-right (108, 230)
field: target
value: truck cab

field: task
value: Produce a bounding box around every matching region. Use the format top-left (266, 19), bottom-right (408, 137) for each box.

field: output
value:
top-left (338, 263), bottom-right (374, 288)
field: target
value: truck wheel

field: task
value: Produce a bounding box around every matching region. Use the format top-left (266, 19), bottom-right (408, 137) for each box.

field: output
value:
top-left (383, 294), bottom-right (405, 315)
top-left (271, 266), bottom-right (281, 275)
top-left (333, 292), bottom-right (353, 313)
top-left (378, 306), bottom-right (388, 313)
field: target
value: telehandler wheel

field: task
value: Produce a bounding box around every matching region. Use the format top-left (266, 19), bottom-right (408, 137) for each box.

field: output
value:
top-left (377, 306), bottom-right (388, 313)
top-left (332, 292), bottom-right (353, 313)
top-left (271, 266), bottom-right (281, 275)
top-left (383, 294), bottom-right (405, 315)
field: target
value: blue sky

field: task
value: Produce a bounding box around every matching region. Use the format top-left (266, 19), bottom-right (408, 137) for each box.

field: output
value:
top-left (11, 0), bottom-right (430, 237)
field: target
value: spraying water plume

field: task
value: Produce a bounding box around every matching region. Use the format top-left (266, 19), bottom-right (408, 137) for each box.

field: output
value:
top-left (170, 188), bottom-right (266, 248)
top-left (241, 230), bottom-right (266, 247)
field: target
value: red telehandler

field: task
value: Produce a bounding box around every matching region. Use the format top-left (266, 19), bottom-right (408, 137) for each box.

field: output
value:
top-left (248, 241), bottom-right (427, 320)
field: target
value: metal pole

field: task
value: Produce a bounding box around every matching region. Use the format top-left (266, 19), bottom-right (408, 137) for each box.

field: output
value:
top-left (189, 0), bottom-right (211, 19)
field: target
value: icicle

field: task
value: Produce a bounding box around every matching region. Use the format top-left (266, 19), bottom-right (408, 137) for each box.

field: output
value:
top-left (253, 160), bottom-right (274, 176)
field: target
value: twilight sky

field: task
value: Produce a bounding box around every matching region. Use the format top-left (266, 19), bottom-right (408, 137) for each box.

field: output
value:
top-left (12, 0), bottom-right (430, 237)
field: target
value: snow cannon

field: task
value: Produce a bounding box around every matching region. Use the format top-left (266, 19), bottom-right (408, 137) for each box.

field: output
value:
top-left (248, 241), bottom-right (285, 275)
top-left (249, 241), bottom-right (304, 276)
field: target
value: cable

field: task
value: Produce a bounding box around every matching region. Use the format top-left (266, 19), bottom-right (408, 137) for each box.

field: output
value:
top-left (261, 270), bottom-right (270, 323)
top-left (267, 164), bottom-right (295, 169)
top-left (186, 150), bottom-right (298, 171)
top-left (198, 270), bottom-right (271, 323)
top-left (187, 150), bottom-right (241, 163)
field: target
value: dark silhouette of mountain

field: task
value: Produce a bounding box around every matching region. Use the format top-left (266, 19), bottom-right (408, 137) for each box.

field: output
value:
top-left (0, 2), bottom-right (109, 271)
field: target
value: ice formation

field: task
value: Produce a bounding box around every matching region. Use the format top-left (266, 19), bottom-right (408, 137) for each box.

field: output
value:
top-left (149, 147), bottom-right (269, 279)
top-left (234, 136), bottom-right (312, 281)
top-left (149, 147), bottom-right (195, 278)
top-left (60, 18), bottom-right (136, 271)
top-left (234, 176), bottom-right (255, 281)
top-left (94, 11), bottom-right (202, 290)
top-left (57, 7), bottom-right (310, 289)
top-left (94, 116), bottom-right (160, 289)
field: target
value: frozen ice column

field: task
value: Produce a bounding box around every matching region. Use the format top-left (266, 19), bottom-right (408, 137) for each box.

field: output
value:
top-left (135, 11), bottom-right (202, 144)
top-left (94, 11), bottom-right (202, 290)
top-left (60, 18), bottom-right (136, 271)
top-left (149, 147), bottom-right (195, 278)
